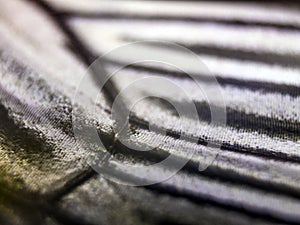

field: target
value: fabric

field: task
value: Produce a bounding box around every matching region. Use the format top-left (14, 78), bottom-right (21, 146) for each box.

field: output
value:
top-left (0, 0), bottom-right (299, 224)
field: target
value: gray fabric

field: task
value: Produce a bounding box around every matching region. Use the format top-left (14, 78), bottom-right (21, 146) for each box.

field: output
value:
top-left (0, 0), bottom-right (299, 224)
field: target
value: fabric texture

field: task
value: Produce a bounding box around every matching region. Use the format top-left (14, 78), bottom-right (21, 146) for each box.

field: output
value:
top-left (0, 0), bottom-right (299, 224)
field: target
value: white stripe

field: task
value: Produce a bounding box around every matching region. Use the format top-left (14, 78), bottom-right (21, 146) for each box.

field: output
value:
top-left (48, 0), bottom-right (300, 27)
top-left (70, 19), bottom-right (300, 56)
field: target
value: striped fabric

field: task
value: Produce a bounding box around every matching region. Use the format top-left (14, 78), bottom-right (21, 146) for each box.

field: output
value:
top-left (0, 0), bottom-right (299, 224)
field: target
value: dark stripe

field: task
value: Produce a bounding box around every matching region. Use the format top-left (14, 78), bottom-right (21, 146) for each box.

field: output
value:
top-left (106, 61), bottom-right (300, 97)
top-left (186, 43), bottom-right (300, 67)
top-left (124, 38), bottom-right (300, 67)
top-left (147, 182), bottom-right (300, 225)
top-left (142, 97), bottom-right (299, 140)
top-left (26, 0), bottom-right (123, 111)
top-left (218, 77), bottom-right (300, 97)
top-left (60, 11), bottom-right (300, 32)
top-left (128, 115), bottom-right (300, 163)
top-left (180, 100), bottom-right (299, 140)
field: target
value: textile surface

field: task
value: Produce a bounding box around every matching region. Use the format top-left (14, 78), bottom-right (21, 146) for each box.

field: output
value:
top-left (0, 1), bottom-right (299, 224)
